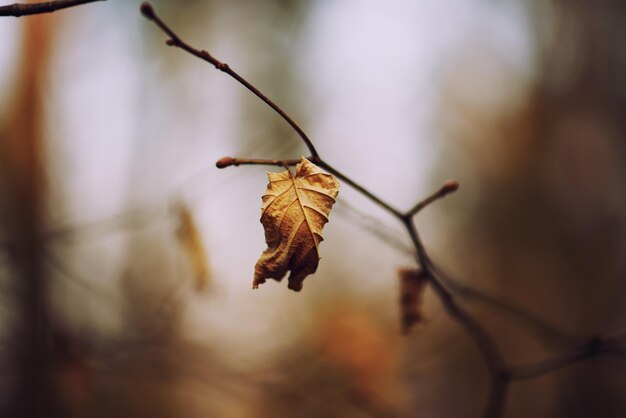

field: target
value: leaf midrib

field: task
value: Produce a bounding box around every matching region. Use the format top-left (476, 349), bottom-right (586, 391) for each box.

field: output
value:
top-left (289, 169), bottom-right (319, 255)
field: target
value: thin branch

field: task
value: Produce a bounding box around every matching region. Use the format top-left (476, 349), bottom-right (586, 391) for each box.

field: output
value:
top-left (403, 218), bottom-right (504, 371)
top-left (402, 217), bottom-right (508, 418)
top-left (215, 155), bottom-right (405, 219)
top-left (316, 159), bottom-right (405, 219)
top-left (509, 349), bottom-right (595, 380)
top-left (43, 246), bottom-right (115, 301)
top-left (406, 179), bottom-right (459, 217)
top-left (335, 198), bottom-right (415, 256)
top-left (431, 263), bottom-right (585, 349)
top-left (216, 157), bottom-right (585, 347)
top-left (140, 2), bottom-right (319, 159)
top-left (215, 157), bottom-right (414, 254)
top-left (485, 372), bottom-right (510, 418)
top-left (508, 338), bottom-right (626, 380)
top-left (320, 174), bottom-right (587, 352)
top-left (0, 202), bottom-right (170, 252)
top-left (216, 156), bottom-right (302, 169)
top-left (257, 159), bottom-right (603, 350)
top-left (0, 0), bottom-right (104, 17)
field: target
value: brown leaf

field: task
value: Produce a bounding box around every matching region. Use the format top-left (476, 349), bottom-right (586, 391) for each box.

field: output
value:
top-left (398, 268), bottom-right (428, 333)
top-left (254, 157), bottom-right (340, 291)
top-left (176, 203), bottom-right (210, 291)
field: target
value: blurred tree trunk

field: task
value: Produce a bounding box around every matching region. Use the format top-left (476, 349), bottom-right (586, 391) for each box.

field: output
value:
top-left (0, 12), bottom-right (59, 418)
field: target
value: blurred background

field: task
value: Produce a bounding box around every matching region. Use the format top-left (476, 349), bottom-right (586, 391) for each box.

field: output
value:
top-left (0, 0), bottom-right (625, 417)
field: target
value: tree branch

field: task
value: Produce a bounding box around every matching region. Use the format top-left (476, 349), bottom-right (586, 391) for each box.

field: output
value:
top-left (215, 154), bottom-right (405, 218)
top-left (140, 2), bottom-right (319, 159)
top-left (406, 179), bottom-right (459, 217)
top-left (508, 337), bottom-right (626, 380)
top-left (215, 157), bottom-right (302, 169)
top-left (139, 3), bottom-right (625, 417)
top-left (316, 159), bottom-right (404, 219)
top-left (0, 0), bottom-right (104, 17)
top-left (431, 263), bottom-right (586, 349)
top-left (402, 216), bottom-right (509, 418)
top-left (335, 198), bottom-right (415, 255)
top-left (485, 372), bottom-right (510, 418)
top-left (141, 3), bottom-right (506, 415)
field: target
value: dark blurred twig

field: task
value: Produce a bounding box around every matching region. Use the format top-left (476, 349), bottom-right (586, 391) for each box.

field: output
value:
top-left (45, 205), bottom-right (168, 241)
top-left (43, 246), bottom-right (116, 301)
top-left (431, 263), bottom-right (587, 349)
top-left (509, 336), bottom-right (626, 380)
top-left (0, 0), bottom-right (104, 17)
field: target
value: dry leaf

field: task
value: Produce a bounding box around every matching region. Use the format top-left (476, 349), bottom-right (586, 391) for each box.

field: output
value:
top-left (254, 157), bottom-right (339, 291)
top-left (176, 203), bottom-right (210, 291)
top-left (398, 268), bottom-right (428, 333)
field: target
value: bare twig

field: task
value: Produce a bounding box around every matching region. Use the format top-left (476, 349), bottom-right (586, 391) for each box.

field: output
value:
top-left (403, 218), bottom-right (504, 370)
top-left (335, 198), bottom-right (414, 255)
top-left (509, 337), bottom-right (626, 380)
top-left (141, 2), bottom-right (405, 221)
top-left (315, 159), bottom-right (404, 219)
top-left (43, 246), bottom-right (115, 301)
top-left (432, 263), bottom-right (586, 349)
top-left (221, 161), bottom-right (603, 350)
top-left (403, 216), bottom-right (509, 417)
top-left (216, 156), bottom-right (302, 169)
top-left (406, 179), bottom-right (459, 217)
top-left (0, 0), bottom-right (104, 17)
top-left (45, 207), bottom-right (166, 241)
top-left (216, 154), bottom-right (404, 218)
top-left (140, 2), bottom-right (319, 159)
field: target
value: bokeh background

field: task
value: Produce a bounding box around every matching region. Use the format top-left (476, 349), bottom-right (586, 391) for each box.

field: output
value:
top-left (1, 0), bottom-right (625, 417)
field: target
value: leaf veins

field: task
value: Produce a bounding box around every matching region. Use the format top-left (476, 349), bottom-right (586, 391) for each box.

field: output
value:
top-left (254, 157), bottom-right (340, 292)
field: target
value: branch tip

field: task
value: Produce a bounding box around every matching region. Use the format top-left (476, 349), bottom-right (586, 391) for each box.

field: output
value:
top-left (406, 179), bottom-right (461, 218)
top-left (442, 179), bottom-right (459, 194)
top-left (216, 157), bottom-right (234, 169)
top-left (140, 2), bottom-right (154, 19)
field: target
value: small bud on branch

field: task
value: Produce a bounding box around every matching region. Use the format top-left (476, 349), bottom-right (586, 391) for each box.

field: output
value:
top-left (139, 1), bottom-right (154, 19)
